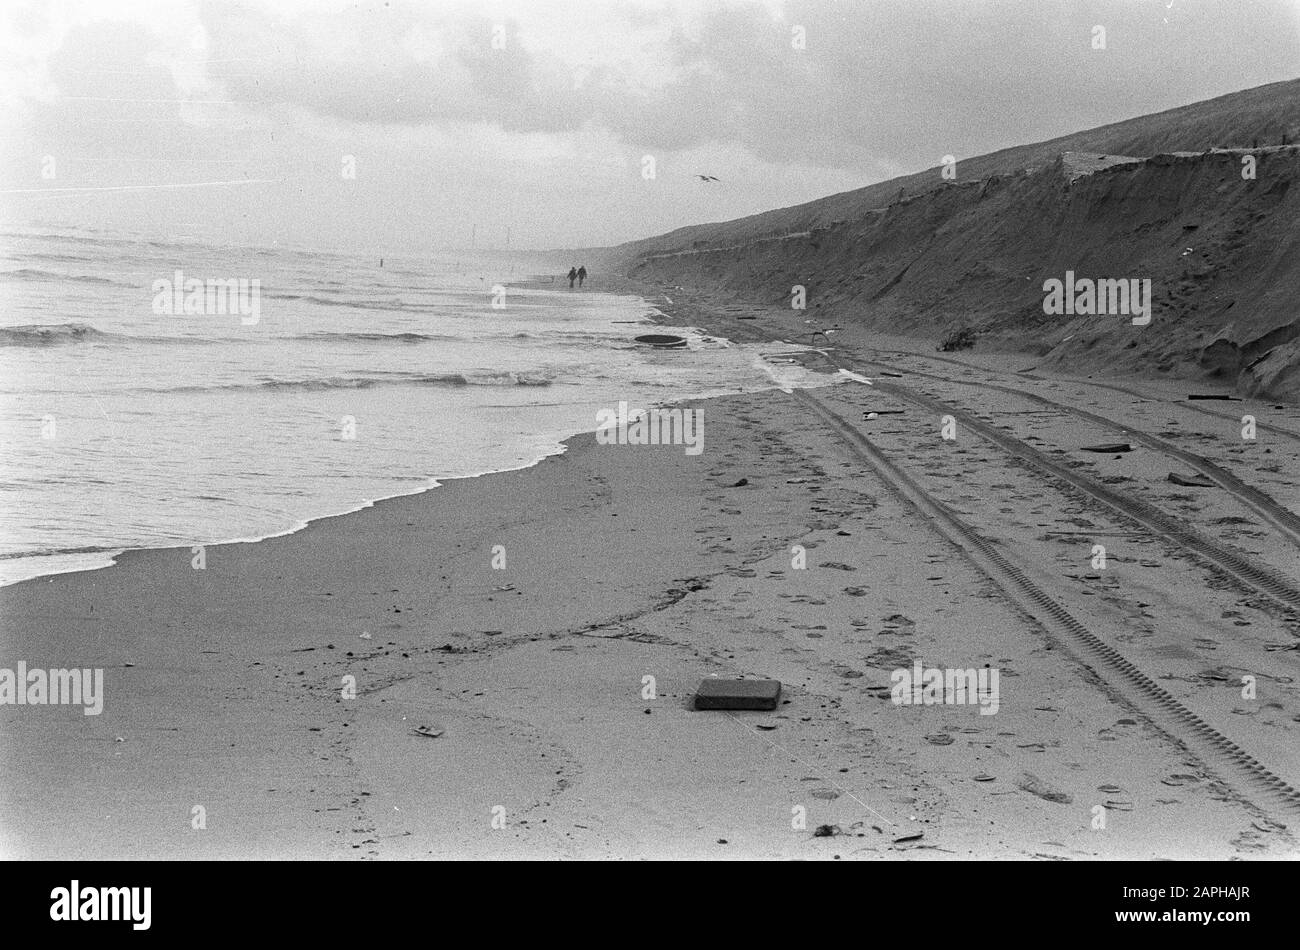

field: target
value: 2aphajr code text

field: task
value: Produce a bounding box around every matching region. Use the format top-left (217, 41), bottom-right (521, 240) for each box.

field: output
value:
top-left (1123, 886), bottom-right (1250, 901)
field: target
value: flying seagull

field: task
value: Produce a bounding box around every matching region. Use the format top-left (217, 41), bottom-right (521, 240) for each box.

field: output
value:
top-left (694, 174), bottom-right (721, 182)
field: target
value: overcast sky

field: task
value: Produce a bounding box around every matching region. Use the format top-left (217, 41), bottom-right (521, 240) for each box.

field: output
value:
top-left (2, 0), bottom-right (1298, 253)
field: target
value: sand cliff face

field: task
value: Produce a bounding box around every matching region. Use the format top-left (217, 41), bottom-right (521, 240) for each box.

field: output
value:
top-left (620, 147), bottom-right (1300, 398)
top-left (606, 79), bottom-right (1300, 399)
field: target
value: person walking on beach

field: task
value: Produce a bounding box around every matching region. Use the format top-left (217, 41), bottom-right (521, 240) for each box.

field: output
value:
top-left (577, 265), bottom-right (587, 288)
top-left (567, 266), bottom-right (577, 289)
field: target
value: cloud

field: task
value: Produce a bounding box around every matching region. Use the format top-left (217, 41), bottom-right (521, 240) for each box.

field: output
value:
top-left (187, 0), bottom-right (1300, 174)
top-left (3, 0), bottom-right (1298, 250)
top-left (200, 2), bottom-right (601, 134)
top-left (194, 2), bottom-right (787, 151)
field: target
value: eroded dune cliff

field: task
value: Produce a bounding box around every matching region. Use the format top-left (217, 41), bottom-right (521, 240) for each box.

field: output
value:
top-left (606, 79), bottom-right (1300, 398)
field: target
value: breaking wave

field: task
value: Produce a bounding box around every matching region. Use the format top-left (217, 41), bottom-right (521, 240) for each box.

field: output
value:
top-left (144, 371), bottom-right (556, 394)
top-left (0, 323), bottom-right (220, 347)
top-left (0, 323), bottom-right (113, 345)
top-left (0, 544), bottom-right (122, 561)
top-left (0, 268), bottom-right (136, 287)
top-left (261, 292), bottom-right (445, 313)
top-left (292, 330), bottom-right (462, 344)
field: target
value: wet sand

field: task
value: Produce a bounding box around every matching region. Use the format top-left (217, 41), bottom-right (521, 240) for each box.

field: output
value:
top-left (2, 282), bottom-right (1297, 859)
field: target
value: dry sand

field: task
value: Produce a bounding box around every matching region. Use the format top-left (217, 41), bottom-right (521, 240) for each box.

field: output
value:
top-left (2, 283), bottom-right (1297, 859)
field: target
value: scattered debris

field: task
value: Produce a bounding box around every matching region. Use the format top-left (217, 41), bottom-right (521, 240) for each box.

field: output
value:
top-left (694, 677), bottom-right (783, 711)
top-left (1015, 772), bottom-right (1073, 804)
top-left (1187, 394), bottom-right (1242, 401)
top-left (972, 773), bottom-right (996, 782)
top-left (1080, 443), bottom-right (1132, 453)
top-left (837, 368), bottom-right (874, 385)
top-left (729, 477), bottom-right (749, 487)
top-left (819, 561), bottom-right (856, 571)
top-left (411, 725), bottom-right (444, 739)
top-left (813, 824), bottom-right (842, 838)
top-left (892, 831), bottom-right (925, 846)
top-left (925, 733), bottom-right (955, 746)
top-left (938, 327), bottom-right (977, 351)
top-left (1168, 472), bottom-right (1215, 488)
top-left (634, 333), bottom-right (687, 349)
top-left (862, 409), bottom-right (905, 416)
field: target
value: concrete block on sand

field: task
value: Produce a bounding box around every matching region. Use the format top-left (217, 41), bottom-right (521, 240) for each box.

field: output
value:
top-left (693, 678), bottom-right (782, 711)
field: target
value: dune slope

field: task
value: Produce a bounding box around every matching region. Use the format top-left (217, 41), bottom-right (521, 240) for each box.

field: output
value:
top-left (605, 79), bottom-right (1300, 398)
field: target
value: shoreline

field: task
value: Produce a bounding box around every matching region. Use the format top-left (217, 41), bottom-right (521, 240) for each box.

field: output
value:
top-left (1, 394), bottom-right (831, 858)
top-left (0, 285), bottom-right (705, 590)
top-left (2, 278), bottom-right (1296, 859)
top-left (0, 442), bottom-right (582, 591)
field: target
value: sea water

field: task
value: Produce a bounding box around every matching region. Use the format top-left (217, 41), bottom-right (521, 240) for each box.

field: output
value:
top-left (0, 225), bottom-right (831, 585)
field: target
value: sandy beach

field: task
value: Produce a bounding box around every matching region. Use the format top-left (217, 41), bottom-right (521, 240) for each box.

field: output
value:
top-left (2, 276), bottom-right (1297, 860)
